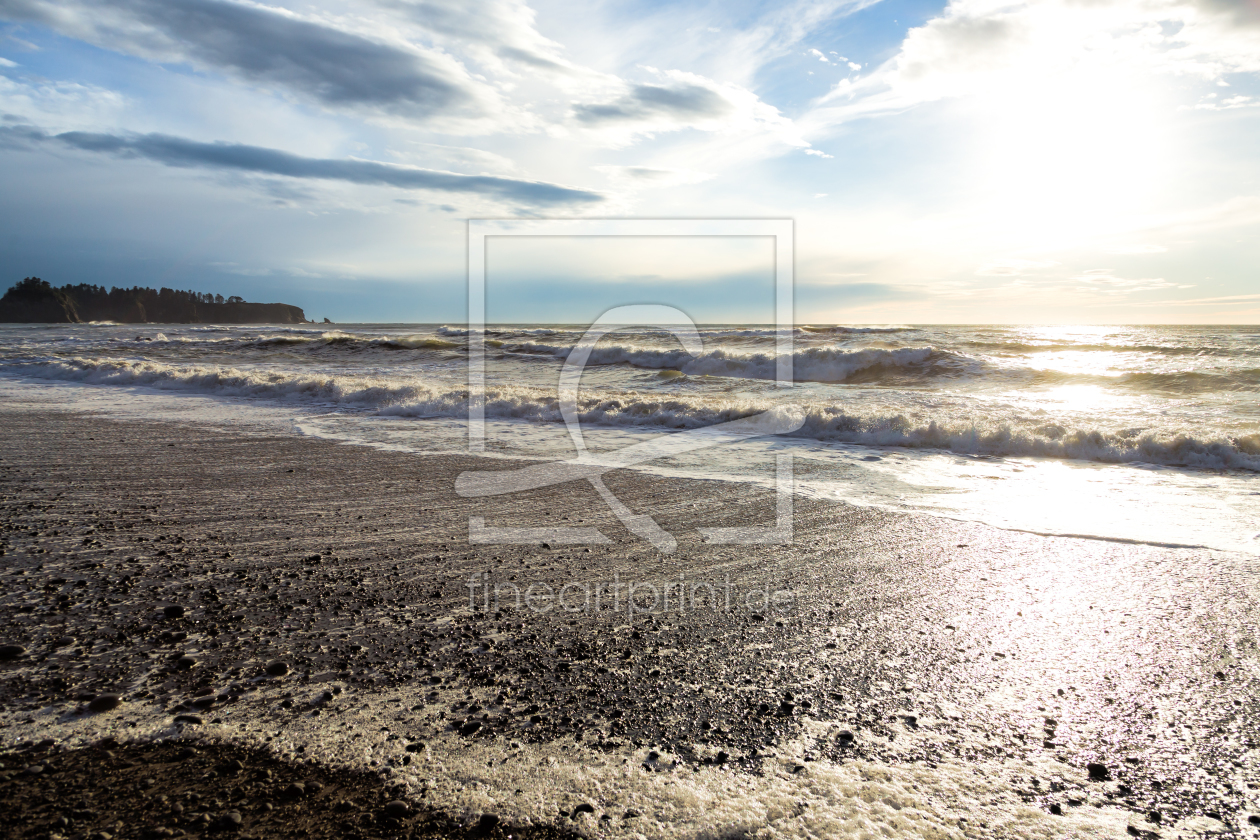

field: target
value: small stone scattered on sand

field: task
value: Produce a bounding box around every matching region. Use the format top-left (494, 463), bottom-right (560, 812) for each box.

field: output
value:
top-left (1086, 762), bottom-right (1110, 781)
top-left (87, 693), bottom-right (123, 713)
top-left (265, 660), bottom-right (290, 677)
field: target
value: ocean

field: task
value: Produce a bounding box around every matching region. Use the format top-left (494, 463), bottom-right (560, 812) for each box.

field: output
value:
top-left (1, 322), bottom-right (1256, 554)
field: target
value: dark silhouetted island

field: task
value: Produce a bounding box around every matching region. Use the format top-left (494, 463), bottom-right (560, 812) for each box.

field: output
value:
top-left (0, 277), bottom-right (308, 324)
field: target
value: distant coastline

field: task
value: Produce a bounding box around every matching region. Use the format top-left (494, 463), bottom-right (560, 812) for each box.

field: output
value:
top-left (0, 277), bottom-right (310, 324)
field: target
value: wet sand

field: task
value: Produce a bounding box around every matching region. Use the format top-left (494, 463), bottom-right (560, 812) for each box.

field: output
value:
top-left (1, 406), bottom-right (1257, 839)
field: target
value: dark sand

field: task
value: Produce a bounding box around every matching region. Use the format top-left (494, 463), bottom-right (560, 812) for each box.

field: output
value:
top-left (1, 406), bottom-right (1257, 838)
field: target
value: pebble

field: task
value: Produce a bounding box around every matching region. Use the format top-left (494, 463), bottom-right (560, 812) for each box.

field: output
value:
top-left (282, 782), bottom-right (306, 799)
top-left (163, 605), bottom-right (185, 619)
top-left (264, 660), bottom-right (290, 677)
top-left (0, 644), bottom-right (26, 660)
top-left (1086, 762), bottom-right (1110, 781)
top-left (459, 720), bottom-right (482, 737)
top-left (173, 714), bottom-right (204, 725)
top-left (474, 814), bottom-right (500, 835)
top-left (176, 655), bottom-right (198, 669)
top-left (213, 810), bottom-right (242, 830)
top-left (573, 803), bottom-right (596, 816)
top-left (383, 801), bottom-right (411, 819)
top-left (88, 693), bottom-right (122, 713)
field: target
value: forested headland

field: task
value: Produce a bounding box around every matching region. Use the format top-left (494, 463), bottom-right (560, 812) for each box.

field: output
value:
top-left (0, 278), bottom-right (308, 324)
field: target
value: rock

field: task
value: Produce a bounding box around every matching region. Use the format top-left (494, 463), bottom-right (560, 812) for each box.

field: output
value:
top-left (383, 800), bottom-right (411, 820)
top-left (24, 764), bottom-right (45, 775)
top-left (0, 644), bottom-right (26, 660)
top-left (282, 782), bottom-right (305, 799)
top-left (88, 693), bottom-right (122, 713)
top-left (473, 814), bottom-right (500, 835)
top-left (307, 781), bottom-right (324, 794)
top-left (213, 810), bottom-right (242, 831)
top-left (1049, 804), bottom-right (1062, 815)
top-left (1248, 815), bottom-right (1260, 826)
top-left (1149, 811), bottom-right (1162, 824)
top-left (264, 660), bottom-right (290, 677)
top-left (163, 605), bottom-right (185, 619)
top-left (572, 803), bottom-right (595, 816)
top-left (176, 655), bottom-right (198, 669)
top-left (404, 742), bottom-right (426, 753)
top-left (459, 720), bottom-right (482, 737)
top-left (1086, 762), bottom-right (1110, 781)
top-left (173, 714), bottom-right (203, 725)
top-left (837, 730), bottom-right (855, 744)
top-left (623, 810), bottom-right (641, 819)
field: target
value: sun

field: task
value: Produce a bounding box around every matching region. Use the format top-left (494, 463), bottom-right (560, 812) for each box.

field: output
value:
top-left (964, 11), bottom-right (1176, 248)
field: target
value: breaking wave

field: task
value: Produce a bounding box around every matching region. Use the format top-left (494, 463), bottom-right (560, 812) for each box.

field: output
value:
top-left (508, 341), bottom-right (977, 384)
top-left (7, 357), bottom-right (1258, 471)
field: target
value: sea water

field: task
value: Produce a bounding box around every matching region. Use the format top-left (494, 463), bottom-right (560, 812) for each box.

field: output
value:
top-left (0, 322), bottom-right (1256, 554)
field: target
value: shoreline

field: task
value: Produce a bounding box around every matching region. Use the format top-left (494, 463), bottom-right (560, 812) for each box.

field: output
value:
top-left (1, 405), bottom-right (1257, 838)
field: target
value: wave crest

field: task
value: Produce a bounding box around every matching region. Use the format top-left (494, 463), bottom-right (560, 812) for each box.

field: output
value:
top-left (7, 357), bottom-right (1258, 471)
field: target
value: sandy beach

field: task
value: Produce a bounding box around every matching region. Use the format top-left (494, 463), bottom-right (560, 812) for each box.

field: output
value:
top-left (1, 404), bottom-right (1257, 839)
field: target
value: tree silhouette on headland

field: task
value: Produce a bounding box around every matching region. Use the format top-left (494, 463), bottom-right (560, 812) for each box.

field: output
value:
top-left (0, 278), bottom-right (308, 324)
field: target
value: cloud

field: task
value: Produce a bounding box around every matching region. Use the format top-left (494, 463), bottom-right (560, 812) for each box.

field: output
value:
top-left (803, 148), bottom-right (832, 157)
top-left (573, 82), bottom-right (734, 126)
top-left (808, 48), bottom-right (830, 62)
top-left (1103, 243), bottom-right (1167, 254)
top-left (1, 123), bottom-right (604, 206)
top-left (1195, 0), bottom-right (1260, 28)
top-left (0, 0), bottom-right (495, 121)
top-left (1194, 94), bottom-right (1255, 109)
top-left (1072, 268), bottom-right (1179, 293)
top-left (592, 164), bottom-right (713, 188)
top-left (975, 257), bottom-right (1058, 276)
top-left (0, 57), bottom-right (17, 67)
top-left (385, 0), bottom-right (578, 75)
top-left (808, 0), bottom-right (1260, 129)
top-left (569, 69), bottom-right (797, 147)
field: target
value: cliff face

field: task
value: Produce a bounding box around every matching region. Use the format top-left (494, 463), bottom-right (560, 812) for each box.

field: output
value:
top-left (0, 279), bottom-right (80, 323)
top-left (200, 301), bottom-right (307, 324)
top-left (0, 279), bottom-right (307, 324)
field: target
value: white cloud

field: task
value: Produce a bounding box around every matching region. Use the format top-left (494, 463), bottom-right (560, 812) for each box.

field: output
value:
top-left (808, 48), bottom-right (831, 62)
top-left (1072, 268), bottom-right (1179, 293)
top-left (592, 164), bottom-right (713, 188)
top-left (0, 57), bottom-right (18, 67)
top-left (803, 147), bottom-right (832, 157)
top-left (976, 258), bottom-right (1058, 276)
top-left (808, 0), bottom-right (1260, 128)
top-left (1103, 244), bottom-right (1168, 254)
top-left (569, 68), bottom-right (796, 147)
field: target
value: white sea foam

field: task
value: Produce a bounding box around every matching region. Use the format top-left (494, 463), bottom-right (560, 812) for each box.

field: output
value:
top-left (0, 682), bottom-right (1186, 840)
top-left (8, 357), bottom-right (1259, 471)
top-left (509, 340), bottom-right (975, 384)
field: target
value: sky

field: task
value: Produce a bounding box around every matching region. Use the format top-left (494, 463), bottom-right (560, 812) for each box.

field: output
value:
top-left (0, 0), bottom-right (1258, 324)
